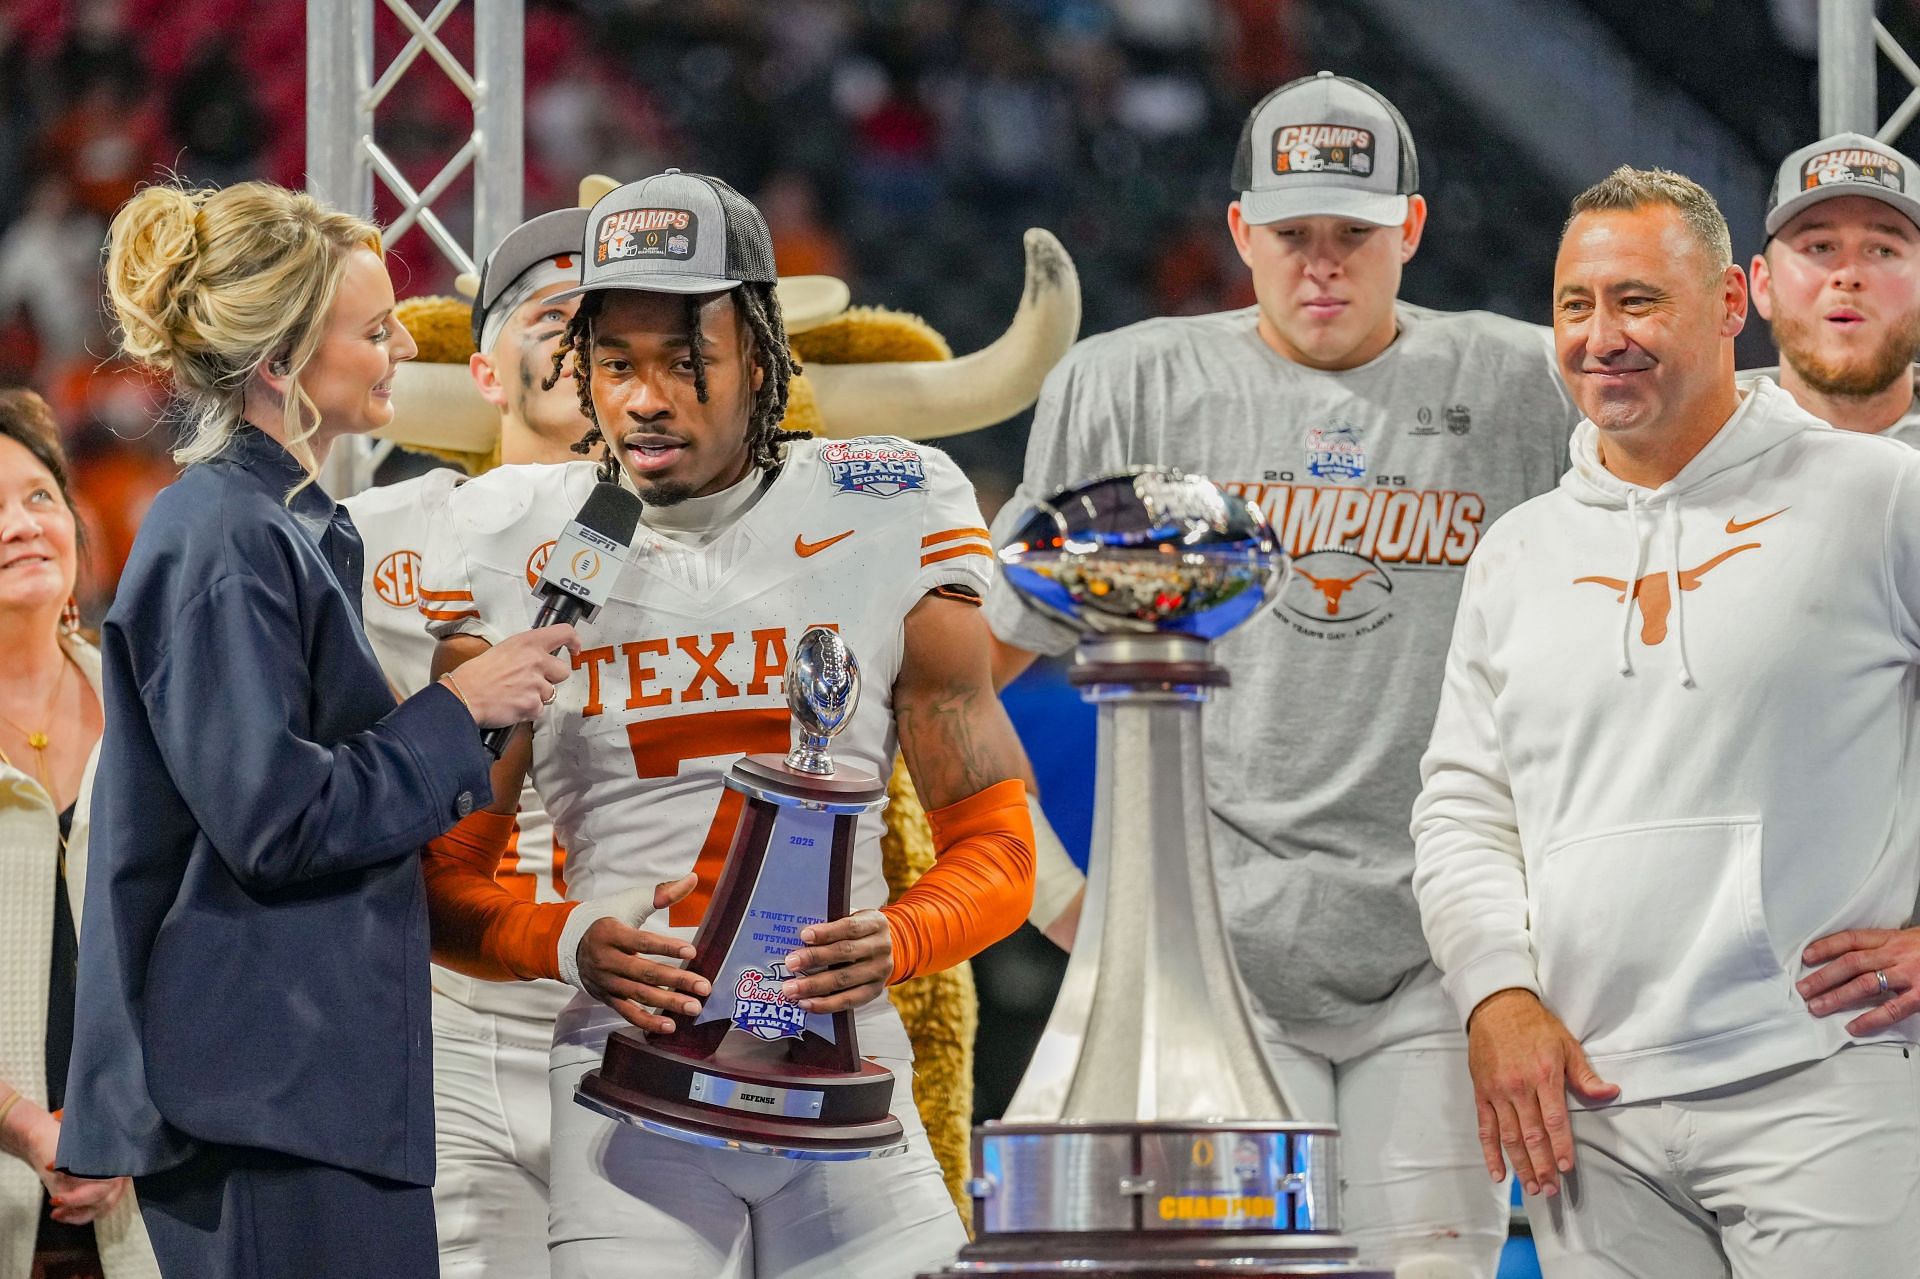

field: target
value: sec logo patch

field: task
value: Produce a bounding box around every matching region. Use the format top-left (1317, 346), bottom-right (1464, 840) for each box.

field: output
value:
top-left (373, 549), bottom-right (422, 608)
top-left (526, 539), bottom-right (556, 588)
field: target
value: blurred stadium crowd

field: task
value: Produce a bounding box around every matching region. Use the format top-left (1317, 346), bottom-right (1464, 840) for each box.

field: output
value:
top-left (0, 0), bottom-right (1873, 623)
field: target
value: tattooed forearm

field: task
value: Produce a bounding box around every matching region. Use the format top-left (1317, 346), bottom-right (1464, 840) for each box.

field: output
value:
top-left (896, 592), bottom-right (1028, 809)
top-left (897, 674), bottom-right (1019, 808)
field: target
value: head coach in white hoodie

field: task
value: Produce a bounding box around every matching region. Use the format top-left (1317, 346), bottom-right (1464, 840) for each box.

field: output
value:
top-left (1411, 166), bottom-right (1920, 1278)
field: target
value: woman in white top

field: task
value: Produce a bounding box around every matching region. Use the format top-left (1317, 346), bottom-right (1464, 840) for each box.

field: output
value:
top-left (0, 388), bottom-right (157, 1279)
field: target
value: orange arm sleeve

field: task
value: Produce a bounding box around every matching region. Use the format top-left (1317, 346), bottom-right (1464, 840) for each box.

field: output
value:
top-left (423, 809), bottom-right (577, 982)
top-left (879, 778), bottom-right (1036, 984)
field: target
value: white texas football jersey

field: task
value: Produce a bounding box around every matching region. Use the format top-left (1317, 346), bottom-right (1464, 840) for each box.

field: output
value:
top-left (344, 467), bottom-right (574, 1021)
top-left (419, 438), bottom-right (995, 1055)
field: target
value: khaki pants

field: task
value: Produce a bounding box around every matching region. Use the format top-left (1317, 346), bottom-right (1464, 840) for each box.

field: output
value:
top-left (1528, 1043), bottom-right (1920, 1278)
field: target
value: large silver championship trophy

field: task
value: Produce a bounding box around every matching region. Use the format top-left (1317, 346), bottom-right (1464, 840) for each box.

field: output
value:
top-left (927, 470), bottom-right (1386, 1278)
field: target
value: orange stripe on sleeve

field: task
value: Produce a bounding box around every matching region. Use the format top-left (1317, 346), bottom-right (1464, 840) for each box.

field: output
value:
top-left (919, 543), bottom-right (993, 567)
top-left (880, 778), bottom-right (1034, 983)
top-left (419, 588), bottom-right (475, 602)
top-left (922, 527), bottom-right (991, 548)
top-left (420, 607), bottom-right (482, 621)
top-left (424, 809), bottom-right (576, 982)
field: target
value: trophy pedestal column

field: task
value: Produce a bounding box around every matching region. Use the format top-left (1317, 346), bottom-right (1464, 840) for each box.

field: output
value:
top-left (925, 634), bottom-right (1385, 1279)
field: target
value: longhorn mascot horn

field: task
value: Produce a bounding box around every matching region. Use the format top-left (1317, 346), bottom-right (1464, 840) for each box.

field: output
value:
top-left (376, 224), bottom-right (1081, 454)
top-left (804, 228), bottom-right (1079, 439)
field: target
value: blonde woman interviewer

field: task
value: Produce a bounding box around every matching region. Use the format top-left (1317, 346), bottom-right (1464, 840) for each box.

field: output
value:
top-left (0, 389), bottom-right (158, 1279)
top-left (55, 183), bottom-right (577, 1279)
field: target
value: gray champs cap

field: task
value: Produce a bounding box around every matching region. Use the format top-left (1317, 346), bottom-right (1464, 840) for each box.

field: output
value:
top-left (1765, 132), bottom-right (1920, 238)
top-left (470, 206), bottom-right (589, 351)
top-left (1231, 70), bottom-right (1419, 227)
top-left (555, 168), bottom-right (776, 301)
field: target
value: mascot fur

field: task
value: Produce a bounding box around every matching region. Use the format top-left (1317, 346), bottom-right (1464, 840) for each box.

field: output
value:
top-left (375, 194), bottom-right (1081, 1218)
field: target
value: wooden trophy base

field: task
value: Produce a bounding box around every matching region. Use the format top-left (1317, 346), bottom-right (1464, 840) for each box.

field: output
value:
top-left (577, 1028), bottom-right (906, 1160)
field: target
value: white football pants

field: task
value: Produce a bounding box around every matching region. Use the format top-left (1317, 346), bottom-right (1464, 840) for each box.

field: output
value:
top-left (431, 991), bottom-right (557, 1279)
top-left (546, 1003), bottom-right (963, 1279)
top-left (1253, 964), bottom-right (1510, 1279)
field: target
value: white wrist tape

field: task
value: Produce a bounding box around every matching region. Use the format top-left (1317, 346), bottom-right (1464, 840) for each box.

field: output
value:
top-left (556, 885), bottom-right (658, 990)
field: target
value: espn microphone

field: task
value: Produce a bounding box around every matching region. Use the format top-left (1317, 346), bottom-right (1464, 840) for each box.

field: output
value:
top-left (481, 482), bottom-right (644, 758)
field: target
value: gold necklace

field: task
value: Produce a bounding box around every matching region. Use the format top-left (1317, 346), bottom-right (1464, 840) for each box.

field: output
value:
top-left (0, 653), bottom-right (75, 863)
top-left (0, 651), bottom-right (70, 785)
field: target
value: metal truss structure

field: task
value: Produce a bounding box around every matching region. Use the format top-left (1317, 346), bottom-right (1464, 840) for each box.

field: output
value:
top-left (1820, 0), bottom-right (1920, 141)
top-left (306, 0), bottom-right (524, 494)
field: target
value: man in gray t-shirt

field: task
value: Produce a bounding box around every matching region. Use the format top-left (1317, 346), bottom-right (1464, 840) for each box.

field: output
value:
top-left (1748, 131), bottom-right (1920, 446)
top-left (987, 72), bottom-right (1578, 1278)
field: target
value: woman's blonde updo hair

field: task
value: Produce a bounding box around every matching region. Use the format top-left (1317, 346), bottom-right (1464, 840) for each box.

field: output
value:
top-left (104, 181), bottom-right (382, 475)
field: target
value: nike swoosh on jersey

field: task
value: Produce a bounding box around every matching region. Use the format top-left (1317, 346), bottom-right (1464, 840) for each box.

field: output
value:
top-left (795, 529), bottom-right (856, 557)
top-left (1724, 507), bottom-right (1789, 534)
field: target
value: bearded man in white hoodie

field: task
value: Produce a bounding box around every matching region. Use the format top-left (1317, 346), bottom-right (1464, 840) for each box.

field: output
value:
top-left (1411, 166), bottom-right (1920, 1278)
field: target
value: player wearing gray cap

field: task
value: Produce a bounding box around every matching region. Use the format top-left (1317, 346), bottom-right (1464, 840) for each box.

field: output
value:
top-left (986, 71), bottom-right (1581, 1276)
top-left (416, 169), bottom-right (1038, 1279)
top-left (1748, 132), bottom-right (1920, 444)
top-left (342, 205), bottom-right (590, 1278)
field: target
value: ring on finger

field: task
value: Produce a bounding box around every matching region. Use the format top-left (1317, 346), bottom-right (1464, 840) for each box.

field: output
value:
top-left (1877, 970), bottom-right (1892, 997)
top-left (543, 684), bottom-right (557, 705)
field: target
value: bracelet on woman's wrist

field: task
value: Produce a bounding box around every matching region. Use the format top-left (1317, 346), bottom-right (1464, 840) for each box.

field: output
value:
top-left (439, 671), bottom-right (472, 711)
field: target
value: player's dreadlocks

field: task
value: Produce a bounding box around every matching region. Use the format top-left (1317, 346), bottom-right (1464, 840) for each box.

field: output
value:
top-left (546, 282), bottom-right (807, 487)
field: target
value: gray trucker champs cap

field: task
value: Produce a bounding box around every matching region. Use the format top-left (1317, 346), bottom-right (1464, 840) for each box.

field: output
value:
top-left (1231, 70), bottom-right (1419, 227)
top-left (556, 168), bottom-right (776, 300)
top-left (1765, 132), bottom-right (1920, 239)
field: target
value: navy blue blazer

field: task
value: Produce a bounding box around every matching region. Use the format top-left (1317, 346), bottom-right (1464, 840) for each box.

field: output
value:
top-left (58, 427), bottom-right (493, 1185)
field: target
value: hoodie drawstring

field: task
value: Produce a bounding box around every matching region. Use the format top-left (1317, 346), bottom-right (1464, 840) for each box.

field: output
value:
top-left (1617, 490), bottom-right (1647, 676)
top-left (1667, 506), bottom-right (1695, 688)
top-left (1613, 491), bottom-right (1696, 687)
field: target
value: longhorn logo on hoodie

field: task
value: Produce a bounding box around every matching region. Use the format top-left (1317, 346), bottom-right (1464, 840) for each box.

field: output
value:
top-left (1571, 508), bottom-right (1788, 644)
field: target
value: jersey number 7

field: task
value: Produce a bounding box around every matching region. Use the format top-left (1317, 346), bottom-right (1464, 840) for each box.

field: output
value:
top-left (625, 707), bottom-right (792, 926)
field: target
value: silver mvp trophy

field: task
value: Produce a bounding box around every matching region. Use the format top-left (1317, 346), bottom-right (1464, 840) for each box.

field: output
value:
top-left (577, 626), bottom-right (906, 1159)
top-left (924, 469), bottom-right (1386, 1278)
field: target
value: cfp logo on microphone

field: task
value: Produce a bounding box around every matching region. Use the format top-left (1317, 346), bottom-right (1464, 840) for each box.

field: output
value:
top-left (570, 548), bottom-right (602, 582)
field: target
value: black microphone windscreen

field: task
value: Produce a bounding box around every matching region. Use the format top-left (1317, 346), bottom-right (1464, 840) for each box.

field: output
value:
top-left (574, 483), bottom-right (644, 548)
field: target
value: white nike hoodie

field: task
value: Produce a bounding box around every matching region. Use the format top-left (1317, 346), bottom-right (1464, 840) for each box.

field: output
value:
top-left (1412, 377), bottom-right (1920, 1102)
